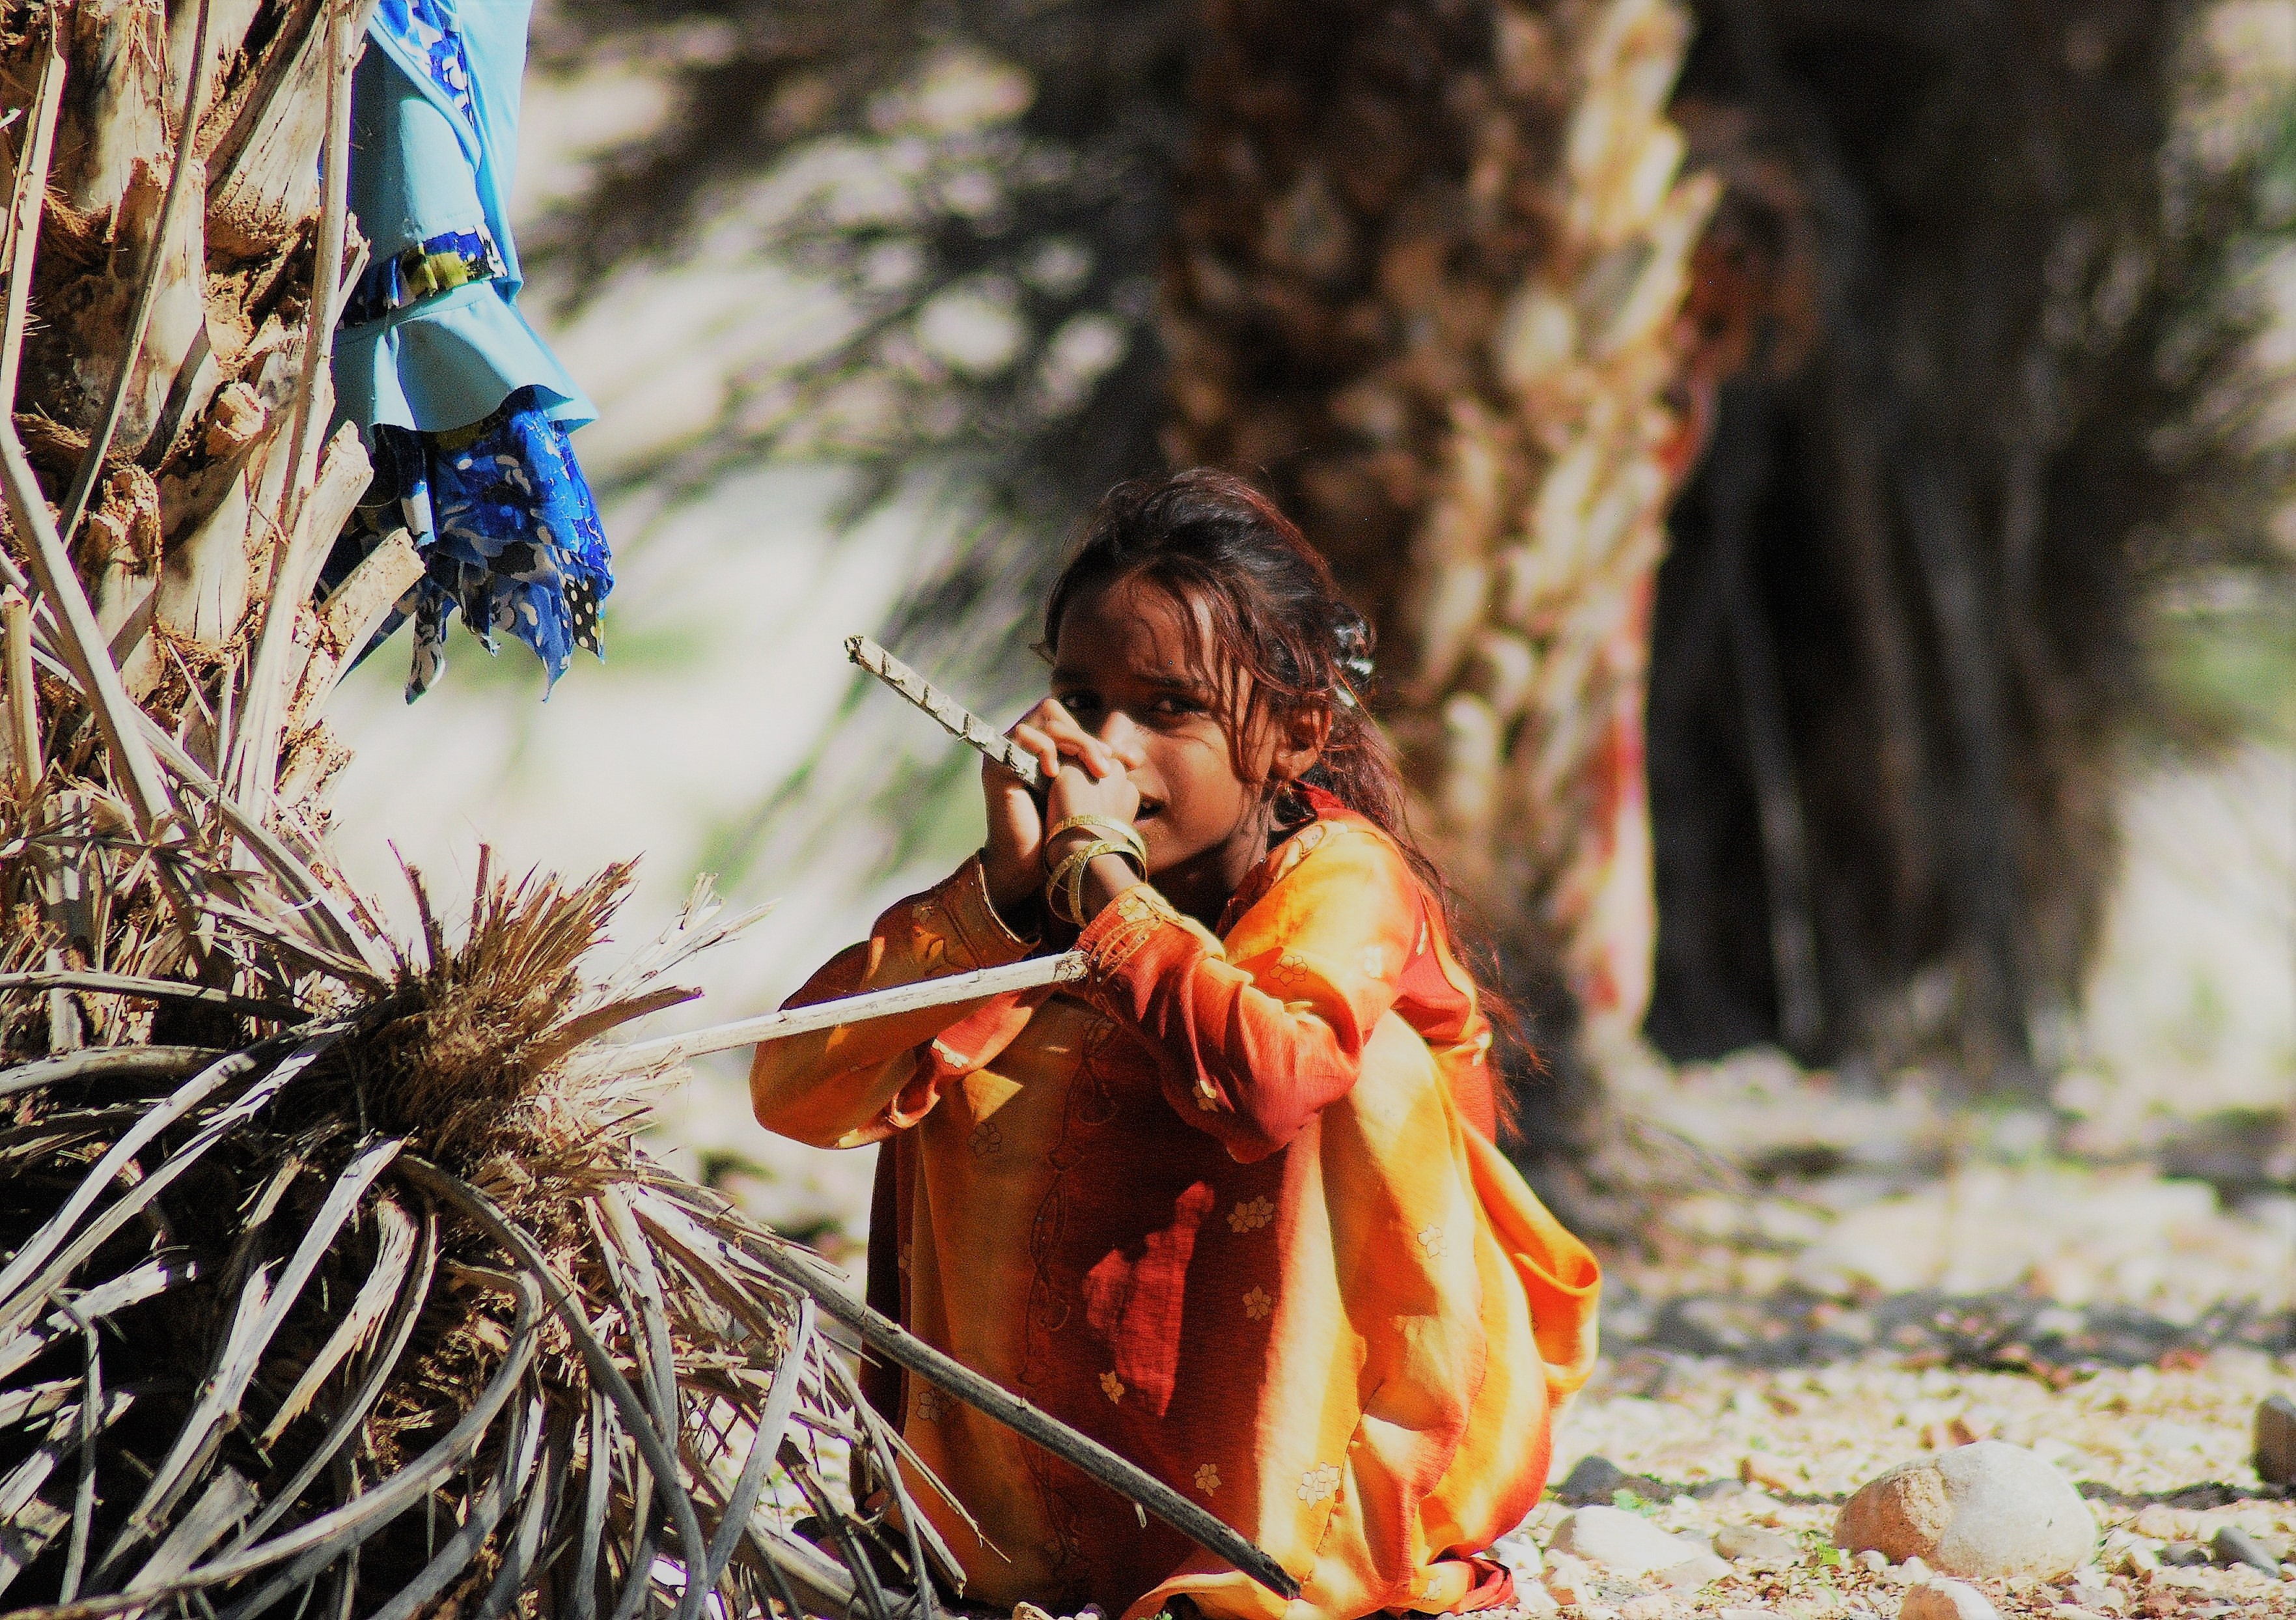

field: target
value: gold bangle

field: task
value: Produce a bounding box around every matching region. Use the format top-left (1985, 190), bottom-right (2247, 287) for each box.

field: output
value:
top-left (1071, 841), bottom-right (1122, 926)
top-left (1047, 814), bottom-right (1146, 867)
top-left (1045, 839), bottom-right (1143, 927)
top-left (1046, 842), bottom-right (1118, 927)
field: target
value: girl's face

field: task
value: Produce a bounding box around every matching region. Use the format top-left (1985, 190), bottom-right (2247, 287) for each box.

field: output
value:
top-left (1049, 576), bottom-right (1322, 914)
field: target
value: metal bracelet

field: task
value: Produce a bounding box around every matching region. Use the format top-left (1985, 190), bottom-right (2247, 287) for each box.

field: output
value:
top-left (1046, 814), bottom-right (1145, 866)
top-left (1044, 839), bottom-right (1143, 927)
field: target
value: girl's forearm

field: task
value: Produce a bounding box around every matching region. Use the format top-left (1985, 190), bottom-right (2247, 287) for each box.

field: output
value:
top-left (1072, 886), bottom-right (1368, 1159)
top-left (1075, 852), bottom-right (1142, 920)
top-left (750, 854), bottom-right (1041, 1143)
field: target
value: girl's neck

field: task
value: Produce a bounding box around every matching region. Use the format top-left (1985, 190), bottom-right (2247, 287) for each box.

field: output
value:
top-left (1153, 796), bottom-right (1288, 930)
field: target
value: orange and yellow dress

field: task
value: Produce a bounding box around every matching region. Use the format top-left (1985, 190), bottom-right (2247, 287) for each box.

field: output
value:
top-left (751, 800), bottom-right (1600, 1620)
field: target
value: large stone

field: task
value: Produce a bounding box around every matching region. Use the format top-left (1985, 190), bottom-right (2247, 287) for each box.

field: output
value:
top-left (1899, 1580), bottom-right (2001, 1620)
top-left (2256, 1394), bottom-right (2296, 1488)
top-left (1834, 1442), bottom-right (2095, 1579)
top-left (1553, 1506), bottom-right (1721, 1579)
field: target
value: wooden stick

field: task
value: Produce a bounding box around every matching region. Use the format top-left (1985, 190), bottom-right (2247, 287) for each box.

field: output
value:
top-left (846, 634), bottom-right (1042, 788)
top-left (3, 587), bottom-right (38, 800)
top-left (617, 952), bottom-right (1086, 1064)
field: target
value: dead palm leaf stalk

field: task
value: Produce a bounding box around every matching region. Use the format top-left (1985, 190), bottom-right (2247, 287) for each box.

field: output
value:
top-left (0, 5), bottom-right (1237, 1616)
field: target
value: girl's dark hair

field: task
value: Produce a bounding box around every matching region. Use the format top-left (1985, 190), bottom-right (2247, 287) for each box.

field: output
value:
top-left (1044, 470), bottom-right (1524, 1095)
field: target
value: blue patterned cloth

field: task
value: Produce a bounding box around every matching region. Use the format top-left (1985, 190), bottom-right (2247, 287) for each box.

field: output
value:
top-left (374, 0), bottom-right (478, 125)
top-left (331, 388), bottom-right (611, 700)
top-left (339, 0), bottom-right (589, 435)
top-left (331, 0), bottom-right (611, 698)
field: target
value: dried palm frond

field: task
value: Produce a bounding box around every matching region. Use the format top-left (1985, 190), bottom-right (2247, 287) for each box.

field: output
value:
top-left (0, 861), bottom-right (960, 1620)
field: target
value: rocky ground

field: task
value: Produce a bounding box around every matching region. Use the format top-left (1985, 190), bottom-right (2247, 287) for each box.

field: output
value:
top-left (1485, 1042), bottom-right (2296, 1620)
top-left (1515, 1351), bottom-right (2295, 1618)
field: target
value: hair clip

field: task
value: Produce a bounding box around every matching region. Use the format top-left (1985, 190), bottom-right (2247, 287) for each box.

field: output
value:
top-left (1332, 606), bottom-right (1374, 706)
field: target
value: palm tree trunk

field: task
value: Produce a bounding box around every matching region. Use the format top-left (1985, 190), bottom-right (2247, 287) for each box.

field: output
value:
top-left (1159, 0), bottom-right (1715, 1201)
top-left (0, 0), bottom-right (406, 858)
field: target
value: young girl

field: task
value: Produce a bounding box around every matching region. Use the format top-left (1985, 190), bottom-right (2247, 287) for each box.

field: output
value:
top-left (752, 471), bottom-right (1599, 1620)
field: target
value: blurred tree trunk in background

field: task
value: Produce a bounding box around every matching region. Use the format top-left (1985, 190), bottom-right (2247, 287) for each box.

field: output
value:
top-left (1642, 0), bottom-right (2286, 1090)
top-left (1157, 0), bottom-right (1719, 1222)
top-left (1155, 0), bottom-right (2288, 1233)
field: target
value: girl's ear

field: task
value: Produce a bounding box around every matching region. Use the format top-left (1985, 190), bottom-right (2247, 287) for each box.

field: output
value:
top-left (1268, 702), bottom-right (1330, 787)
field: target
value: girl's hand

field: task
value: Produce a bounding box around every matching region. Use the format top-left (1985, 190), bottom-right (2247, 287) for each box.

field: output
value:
top-left (1041, 747), bottom-right (1145, 929)
top-left (982, 698), bottom-right (1122, 917)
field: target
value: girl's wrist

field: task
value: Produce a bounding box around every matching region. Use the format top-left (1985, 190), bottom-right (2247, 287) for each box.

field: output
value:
top-left (1044, 837), bottom-right (1146, 927)
top-left (1073, 854), bottom-right (1141, 924)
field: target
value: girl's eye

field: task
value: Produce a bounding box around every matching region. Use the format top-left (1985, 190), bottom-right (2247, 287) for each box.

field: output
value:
top-left (1151, 695), bottom-right (1198, 718)
top-left (1057, 691), bottom-right (1099, 714)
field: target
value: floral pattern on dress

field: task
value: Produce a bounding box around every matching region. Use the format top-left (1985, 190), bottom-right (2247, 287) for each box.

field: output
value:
top-left (1417, 1223), bottom-right (1448, 1259)
top-left (1243, 1286), bottom-right (1273, 1322)
top-left (968, 1119), bottom-right (1003, 1159)
top-left (1228, 1196), bottom-right (1275, 1235)
top-left (1262, 953), bottom-right (1314, 997)
top-left (1100, 1371), bottom-right (1126, 1404)
top-left (1297, 1462), bottom-right (1342, 1503)
top-left (1361, 944), bottom-right (1387, 979)
top-left (913, 1384), bottom-right (952, 1423)
top-left (1194, 1463), bottom-right (1221, 1496)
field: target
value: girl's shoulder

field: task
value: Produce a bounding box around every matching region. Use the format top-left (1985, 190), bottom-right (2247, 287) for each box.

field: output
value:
top-left (1219, 793), bottom-right (1415, 934)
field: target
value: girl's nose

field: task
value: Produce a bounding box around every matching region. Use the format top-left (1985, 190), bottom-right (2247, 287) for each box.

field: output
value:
top-left (1096, 710), bottom-right (1148, 770)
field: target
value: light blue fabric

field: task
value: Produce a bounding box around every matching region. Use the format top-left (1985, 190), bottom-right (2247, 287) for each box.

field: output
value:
top-left (324, 0), bottom-right (613, 703)
top-left (335, 0), bottom-right (594, 436)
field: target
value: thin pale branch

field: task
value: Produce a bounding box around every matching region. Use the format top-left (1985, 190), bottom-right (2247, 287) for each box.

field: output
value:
top-left (0, 12), bottom-right (62, 412)
top-left (230, 0), bottom-right (362, 818)
top-left (0, 970), bottom-right (309, 1024)
top-left (616, 951), bottom-right (1085, 1065)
